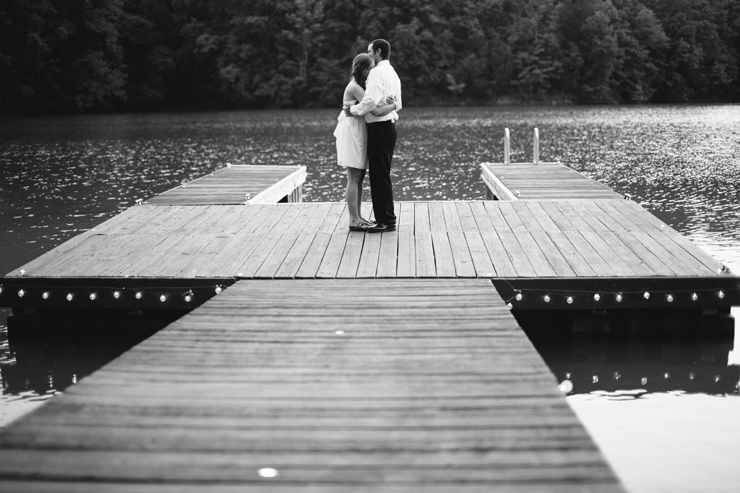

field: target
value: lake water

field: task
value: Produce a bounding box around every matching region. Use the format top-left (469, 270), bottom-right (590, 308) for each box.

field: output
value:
top-left (1, 105), bottom-right (739, 491)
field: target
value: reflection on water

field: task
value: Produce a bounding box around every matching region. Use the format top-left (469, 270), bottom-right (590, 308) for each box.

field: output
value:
top-left (528, 328), bottom-right (738, 397)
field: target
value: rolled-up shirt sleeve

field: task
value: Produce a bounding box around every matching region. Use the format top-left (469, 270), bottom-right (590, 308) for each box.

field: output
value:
top-left (350, 73), bottom-right (382, 116)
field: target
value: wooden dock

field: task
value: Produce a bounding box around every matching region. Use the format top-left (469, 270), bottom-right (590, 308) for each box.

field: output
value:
top-left (0, 279), bottom-right (623, 492)
top-left (480, 162), bottom-right (624, 201)
top-left (1, 157), bottom-right (738, 491)
top-left (144, 164), bottom-right (307, 205)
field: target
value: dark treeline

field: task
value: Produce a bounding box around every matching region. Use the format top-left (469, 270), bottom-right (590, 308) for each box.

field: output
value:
top-left (1, 0), bottom-right (738, 115)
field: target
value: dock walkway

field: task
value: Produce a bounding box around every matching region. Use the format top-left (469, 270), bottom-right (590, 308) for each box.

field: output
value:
top-left (144, 164), bottom-right (307, 206)
top-left (2, 200), bottom-right (736, 310)
top-left (480, 162), bottom-right (624, 201)
top-left (0, 279), bottom-right (623, 492)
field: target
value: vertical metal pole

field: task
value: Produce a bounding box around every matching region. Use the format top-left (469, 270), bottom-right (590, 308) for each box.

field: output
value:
top-left (533, 128), bottom-right (540, 165)
top-left (504, 128), bottom-right (510, 165)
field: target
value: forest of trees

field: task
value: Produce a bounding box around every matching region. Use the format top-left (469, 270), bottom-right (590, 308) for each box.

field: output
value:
top-left (1, 0), bottom-right (738, 115)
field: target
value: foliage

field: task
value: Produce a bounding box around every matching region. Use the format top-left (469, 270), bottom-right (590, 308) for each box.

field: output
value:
top-left (0, 0), bottom-right (738, 113)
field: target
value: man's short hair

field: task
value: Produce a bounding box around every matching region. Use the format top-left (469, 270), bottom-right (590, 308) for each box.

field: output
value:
top-left (371, 39), bottom-right (391, 60)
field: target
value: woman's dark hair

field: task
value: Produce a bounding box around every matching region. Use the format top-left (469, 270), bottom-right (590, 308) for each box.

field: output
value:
top-left (351, 53), bottom-right (373, 88)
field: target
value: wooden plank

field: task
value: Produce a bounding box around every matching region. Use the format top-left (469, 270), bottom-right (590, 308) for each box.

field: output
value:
top-left (236, 205), bottom-right (304, 277)
top-left (497, 231), bottom-right (537, 278)
top-left (295, 203), bottom-right (345, 278)
top-left (255, 203), bottom-right (320, 278)
top-left (498, 202), bottom-right (528, 233)
top-left (431, 232), bottom-right (456, 277)
top-left (274, 203), bottom-right (332, 278)
top-left (396, 231), bottom-right (416, 278)
top-left (375, 231), bottom-right (398, 278)
top-left (315, 232), bottom-right (349, 279)
top-left (529, 231), bottom-right (577, 277)
top-left (482, 201), bottom-right (513, 233)
top-left (523, 202), bottom-right (560, 232)
top-left (580, 230), bottom-right (639, 277)
top-left (428, 202), bottom-right (457, 277)
top-left (614, 201), bottom-right (724, 274)
top-left (414, 202), bottom-right (431, 233)
top-left (441, 204), bottom-right (476, 277)
top-left (336, 230), bottom-right (365, 278)
top-left (545, 231), bottom-right (598, 277)
top-left (563, 231), bottom-right (617, 277)
top-left (189, 206), bottom-right (271, 277)
top-left (513, 232), bottom-right (557, 277)
top-left (399, 202), bottom-right (416, 233)
top-left (415, 231), bottom-right (436, 277)
top-left (458, 202), bottom-right (497, 276)
top-left (356, 231), bottom-right (382, 278)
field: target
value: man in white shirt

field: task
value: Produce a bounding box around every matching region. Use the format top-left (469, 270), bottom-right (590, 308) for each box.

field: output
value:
top-left (348, 39), bottom-right (402, 233)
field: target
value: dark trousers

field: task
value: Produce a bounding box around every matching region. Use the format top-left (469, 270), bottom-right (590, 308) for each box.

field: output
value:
top-left (367, 120), bottom-right (397, 226)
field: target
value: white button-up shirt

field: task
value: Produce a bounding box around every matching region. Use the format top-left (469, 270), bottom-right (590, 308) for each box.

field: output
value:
top-left (350, 60), bottom-right (402, 123)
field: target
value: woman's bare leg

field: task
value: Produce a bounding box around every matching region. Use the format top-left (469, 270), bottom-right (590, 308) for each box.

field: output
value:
top-left (357, 169), bottom-right (366, 222)
top-left (346, 167), bottom-right (363, 226)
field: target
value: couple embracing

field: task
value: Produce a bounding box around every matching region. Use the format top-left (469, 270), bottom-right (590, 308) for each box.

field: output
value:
top-left (334, 39), bottom-right (402, 233)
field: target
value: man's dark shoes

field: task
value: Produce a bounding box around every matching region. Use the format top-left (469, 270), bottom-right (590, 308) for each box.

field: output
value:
top-left (366, 223), bottom-right (396, 233)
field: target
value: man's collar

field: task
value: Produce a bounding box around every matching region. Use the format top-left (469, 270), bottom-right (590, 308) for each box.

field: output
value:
top-left (376, 60), bottom-right (390, 66)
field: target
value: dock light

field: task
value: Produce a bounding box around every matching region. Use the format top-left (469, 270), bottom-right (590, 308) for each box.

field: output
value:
top-left (592, 375), bottom-right (599, 383)
top-left (159, 294), bottom-right (167, 303)
top-left (643, 291), bottom-right (650, 300)
top-left (18, 289), bottom-right (25, 298)
top-left (42, 292), bottom-right (49, 300)
top-left (184, 293), bottom-right (193, 303)
top-left (515, 291), bottom-right (523, 301)
top-left (593, 293), bottom-right (601, 301)
top-left (113, 291), bottom-right (121, 299)
top-left (135, 292), bottom-right (142, 299)
top-left (258, 468), bottom-right (278, 478)
top-left (641, 377), bottom-right (647, 385)
top-left (664, 372), bottom-right (670, 379)
top-left (558, 380), bottom-right (573, 393)
top-left (566, 296), bottom-right (574, 304)
top-left (666, 294), bottom-right (674, 303)
top-left (614, 372), bottom-right (621, 380)
top-left (20, 269), bottom-right (25, 276)
top-left (689, 372), bottom-right (695, 380)
top-left (692, 293), bottom-right (699, 301)
top-left (66, 293), bottom-right (73, 301)
top-left (616, 293), bottom-right (623, 303)
top-left (215, 286), bottom-right (223, 294)
top-left (715, 375), bottom-right (721, 383)
top-left (506, 303), bottom-right (513, 309)
top-left (718, 290), bottom-right (725, 299)
top-left (543, 295), bottom-right (551, 303)
top-left (0, 285), bottom-right (3, 294)
top-left (89, 293), bottom-right (97, 301)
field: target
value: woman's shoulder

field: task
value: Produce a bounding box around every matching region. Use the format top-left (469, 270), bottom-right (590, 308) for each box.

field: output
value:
top-left (344, 79), bottom-right (364, 100)
top-left (347, 78), bottom-right (363, 91)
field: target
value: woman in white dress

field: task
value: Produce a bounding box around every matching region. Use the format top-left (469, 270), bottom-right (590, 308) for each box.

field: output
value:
top-left (334, 53), bottom-right (397, 231)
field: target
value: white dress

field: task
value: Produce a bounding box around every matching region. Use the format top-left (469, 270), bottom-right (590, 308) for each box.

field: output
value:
top-left (334, 99), bottom-right (368, 170)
